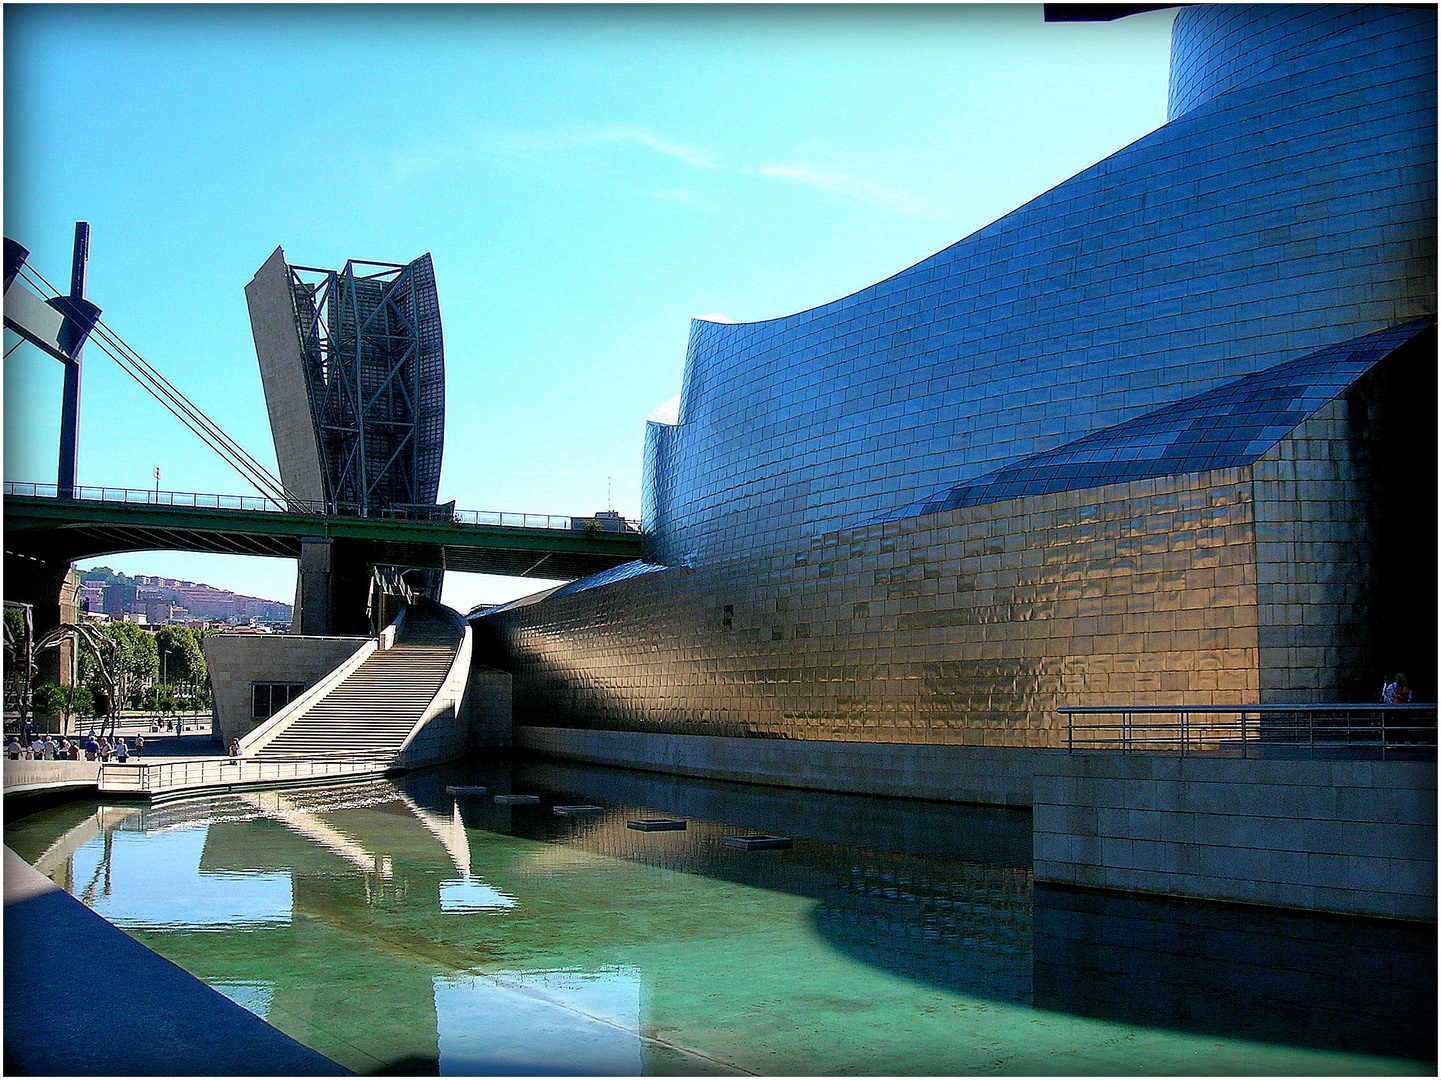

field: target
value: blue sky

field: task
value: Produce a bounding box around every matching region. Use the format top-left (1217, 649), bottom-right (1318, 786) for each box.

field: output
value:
top-left (4, 3), bottom-right (1177, 611)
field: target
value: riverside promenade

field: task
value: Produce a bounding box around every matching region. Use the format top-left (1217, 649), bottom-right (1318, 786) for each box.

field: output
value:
top-left (3, 730), bottom-right (226, 801)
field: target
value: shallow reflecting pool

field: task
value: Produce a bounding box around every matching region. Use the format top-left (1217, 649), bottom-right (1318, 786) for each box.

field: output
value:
top-left (6, 757), bottom-right (1435, 1075)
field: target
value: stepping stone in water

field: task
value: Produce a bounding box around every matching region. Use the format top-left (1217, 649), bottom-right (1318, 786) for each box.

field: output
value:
top-left (445, 785), bottom-right (487, 794)
top-left (553, 805), bottom-right (604, 816)
top-left (494, 794), bottom-right (540, 805)
top-left (627, 819), bottom-right (687, 831)
top-left (723, 835), bottom-right (792, 851)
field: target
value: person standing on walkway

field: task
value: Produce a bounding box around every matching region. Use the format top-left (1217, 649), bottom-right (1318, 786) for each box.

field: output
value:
top-left (7, 737), bottom-right (21, 760)
top-left (115, 739), bottom-right (129, 763)
top-left (1394, 674), bottom-right (1412, 704)
top-left (135, 734), bottom-right (145, 757)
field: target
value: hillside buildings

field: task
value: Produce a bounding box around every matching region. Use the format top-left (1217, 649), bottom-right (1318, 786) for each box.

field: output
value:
top-left (77, 570), bottom-right (291, 630)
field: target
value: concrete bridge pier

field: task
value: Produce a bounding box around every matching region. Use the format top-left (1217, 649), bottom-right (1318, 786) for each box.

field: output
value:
top-left (4, 552), bottom-right (80, 688)
top-left (295, 538), bottom-right (431, 638)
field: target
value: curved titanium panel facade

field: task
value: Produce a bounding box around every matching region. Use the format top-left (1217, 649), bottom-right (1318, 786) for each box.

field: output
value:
top-left (482, 5), bottom-right (1436, 746)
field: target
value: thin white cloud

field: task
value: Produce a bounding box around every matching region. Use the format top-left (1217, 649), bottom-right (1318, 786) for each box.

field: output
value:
top-left (759, 162), bottom-right (942, 216)
top-left (576, 127), bottom-right (715, 169)
top-left (391, 125), bottom-right (942, 219)
top-left (391, 126), bottom-right (714, 180)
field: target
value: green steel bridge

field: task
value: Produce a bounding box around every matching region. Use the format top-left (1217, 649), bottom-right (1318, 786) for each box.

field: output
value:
top-left (3, 482), bottom-right (643, 581)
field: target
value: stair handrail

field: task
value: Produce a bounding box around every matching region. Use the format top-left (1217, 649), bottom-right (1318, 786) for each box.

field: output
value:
top-left (234, 617), bottom-right (403, 756)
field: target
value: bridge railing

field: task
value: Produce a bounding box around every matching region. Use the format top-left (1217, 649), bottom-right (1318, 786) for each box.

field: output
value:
top-left (4, 481), bottom-right (642, 534)
top-left (97, 749), bottom-right (397, 797)
top-left (1060, 703), bottom-right (1437, 760)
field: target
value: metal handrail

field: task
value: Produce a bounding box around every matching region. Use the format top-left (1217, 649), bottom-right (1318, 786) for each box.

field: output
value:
top-left (1060, 704), bottom-right (1437, 760)
top-left (4, 481), bottom-right (643, 534)
top-left (98, 749), bottom-right (397, 794)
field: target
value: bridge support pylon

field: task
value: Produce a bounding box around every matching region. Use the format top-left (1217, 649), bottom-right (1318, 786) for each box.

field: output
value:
top-left (294, 539), bottom-right (380, 637)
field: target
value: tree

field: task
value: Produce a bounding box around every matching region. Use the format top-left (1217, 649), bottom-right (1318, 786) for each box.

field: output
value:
top-left (32, 683), bottom-right (95, 735)
top-left (155, 626), bottom-right (207, 689)
top-left (7, 612), bottom-right (117, 736)
top-left (5, 604), bottom-right (35, 730)
top-left (80, 622), bottom-right (158, 710)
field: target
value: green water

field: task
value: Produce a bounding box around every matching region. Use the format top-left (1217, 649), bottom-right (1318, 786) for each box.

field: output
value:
top-left (5, 758), bottom-right (1434, 1075)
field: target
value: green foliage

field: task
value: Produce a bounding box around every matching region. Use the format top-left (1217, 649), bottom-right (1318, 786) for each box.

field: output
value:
top-left (79, 622), bottom-right (159, 695)
top-left (31, 683), bottom-right (64, 716)
top-left (4, 605), bottom-right (28, 644)
top-left (78, 565), bottom-right (126, 585)
top-left (32, 683), bottom-right (93, 721)
top-left (137, 684), bottom-right (208, 713)
top-left (69, 621), bottom-right (215, 716)
top-left (155, 625), bottom-right (207, 686)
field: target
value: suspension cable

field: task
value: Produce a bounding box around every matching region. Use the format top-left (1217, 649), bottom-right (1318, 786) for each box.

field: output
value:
top-left (15, 264), bottom-right (301, 507)
top-left (86, 321), bottom-right (292, 505)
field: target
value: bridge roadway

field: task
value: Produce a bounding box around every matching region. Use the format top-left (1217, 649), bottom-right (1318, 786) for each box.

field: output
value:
top-left (3, 483), bottom-right (644, 580)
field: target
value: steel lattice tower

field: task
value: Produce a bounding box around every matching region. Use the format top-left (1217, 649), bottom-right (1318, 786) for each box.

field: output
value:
top-left (247, 246), bottom-right (447, 633)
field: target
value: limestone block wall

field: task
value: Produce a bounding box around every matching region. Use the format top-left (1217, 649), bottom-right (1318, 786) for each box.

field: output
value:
top-left (396, 612), bottom-right (474, 770)
top-left (1033, 754), bottom-right (1437, 920)
top-left (459, 667), bottom-right (512, 749)
top-left (514, 726), bottom-right (1052, 807)
top-left (205, 634), bottom-right (370, 748)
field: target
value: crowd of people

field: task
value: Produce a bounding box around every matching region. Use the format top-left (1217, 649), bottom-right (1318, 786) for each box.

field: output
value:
top-left (6, 732), bottom-right (143, 762)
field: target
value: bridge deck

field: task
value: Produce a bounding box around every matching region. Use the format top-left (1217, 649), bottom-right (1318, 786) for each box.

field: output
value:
top-left (4, 487), bottom-right (644, 579)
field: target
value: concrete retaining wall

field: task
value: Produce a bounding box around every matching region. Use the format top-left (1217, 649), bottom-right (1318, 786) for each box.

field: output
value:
top-left (3, 759), bottom-right (102, 796)
top-left (206, 634), bottom-right (370, 749)
top-left (460, 667), bottom-right (512, 749)
top-left (514, 726), bottom-right (1051, 806)
top-left (1034, 754), bottom-right (1438, 920)
top-left (4, 846), bottom-right (349, 1075)
top-left (397, 611), bottom-right (474, 770)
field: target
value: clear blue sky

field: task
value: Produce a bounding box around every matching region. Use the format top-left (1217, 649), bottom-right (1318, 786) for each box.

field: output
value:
top-left (4, 3), bottom-right (1177, 612)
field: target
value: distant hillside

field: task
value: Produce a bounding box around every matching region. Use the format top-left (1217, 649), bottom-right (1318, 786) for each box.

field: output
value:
top-left (77, 565), bottom-right (291, 625)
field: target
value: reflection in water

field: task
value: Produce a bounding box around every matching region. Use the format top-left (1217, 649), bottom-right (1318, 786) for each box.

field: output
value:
top-left (438, 879), bottom-right (517, 913)
top-left (1033, 884), bottom-right (1439, 1065)
top-left (71, 826), bottom-right (292, 932)
top-left (4, 758), bottom-right (1434, 1076)
top-left (435, 967), bottom-right (642, 1076)
top-left (211, 979), bottom-right (276, 1020)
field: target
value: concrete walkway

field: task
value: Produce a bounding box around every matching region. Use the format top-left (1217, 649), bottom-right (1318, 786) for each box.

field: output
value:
top-left (4, 734), bottom-right (226, 800)
top-left (4, 846), bottom-right (350, 1076)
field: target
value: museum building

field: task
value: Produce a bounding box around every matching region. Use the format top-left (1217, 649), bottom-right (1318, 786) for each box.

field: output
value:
top-left (477, 4), bottom-right (1436, 750)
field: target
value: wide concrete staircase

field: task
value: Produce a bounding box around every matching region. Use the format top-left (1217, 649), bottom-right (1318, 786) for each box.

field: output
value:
top-left (253, 603), bottom-right (464, 760)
